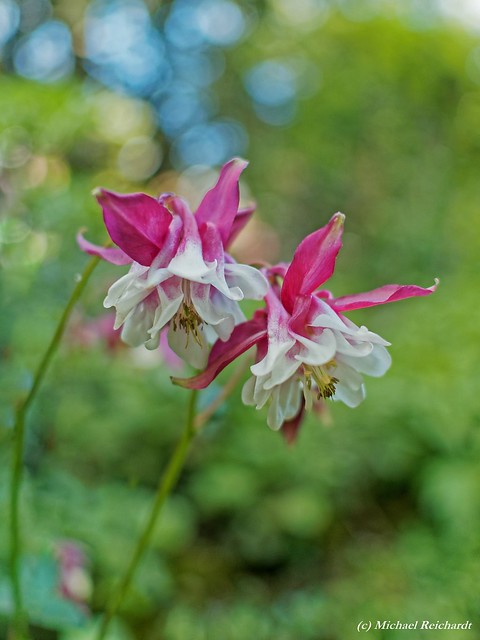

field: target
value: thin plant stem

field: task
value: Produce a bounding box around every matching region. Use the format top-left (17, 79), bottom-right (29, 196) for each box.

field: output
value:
top-left (96, 388), bottom-right (199, 640)
top-left (194, 357), bottom-right (250, 430)
top-left (9, 254), bottom-right (101, 639)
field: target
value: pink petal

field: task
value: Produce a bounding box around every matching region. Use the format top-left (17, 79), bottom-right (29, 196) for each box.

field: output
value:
top-left (267, 263), bottom-right (289, 279)
top-left (195, 158), bottom-right (248, 245)
top-left (76, 232), bottom-right (131, 266)
top-left (288, 294), bottom-right (312, 336)
top-left (150, 214), bottom-right (183, 269)
top-left (226, 204), bottom-right (255, 247)
top-left (200, 220), bottom-right (224, 265)
top-left (331, 279), bottom-right (438, 312)
top-left (95, 189), bottom-right (172, 266)
top-left (281, 213), bottom-right (345, 313)
top-left (171, 311), bottom-right (267, 389)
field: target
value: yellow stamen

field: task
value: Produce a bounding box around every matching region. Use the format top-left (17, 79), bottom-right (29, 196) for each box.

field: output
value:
top-left (303, 363), bottom-right (339, 399)
top-left (171, 281), bottom-right (206, 347)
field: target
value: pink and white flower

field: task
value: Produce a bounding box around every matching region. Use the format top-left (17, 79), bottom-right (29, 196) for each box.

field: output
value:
top-left (78, 159), bottom-right (268, 368)
top-left (174, 213), bottom-right (437, 438)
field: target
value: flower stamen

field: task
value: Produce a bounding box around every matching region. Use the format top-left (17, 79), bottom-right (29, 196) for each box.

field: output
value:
top-left (303, 363), bottom-right (339, 399)
top-left (171, 281), bottom-right (205, 347)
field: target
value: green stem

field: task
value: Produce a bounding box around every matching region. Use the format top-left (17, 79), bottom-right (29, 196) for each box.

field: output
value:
top-left (96, 389), bottom-right (199, 640)
top-left (9, 255), bottom-right (101, 639)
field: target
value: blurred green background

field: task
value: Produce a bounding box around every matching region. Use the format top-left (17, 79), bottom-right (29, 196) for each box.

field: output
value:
top-left (1, 0), bottom-right (480, 638)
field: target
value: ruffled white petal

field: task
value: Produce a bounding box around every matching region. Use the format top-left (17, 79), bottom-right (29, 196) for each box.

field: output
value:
top-left (148, 280), bottom-right (184, 340)
top-left (167, 323), bottom-right (209, 369)
top-left (224, 263), bottom-right (269, 299)
top-left (334, 380), bottom-right (366, 407)
top-left (266, 377), bottom-right (303, 430)
top-left (167, 240), bottom-right (215, 281)
top-left (293, 328), bottom-right (337, 366)
top-left (120, 300), bottom-right (156, 348)
top-left (340, 343), bottom-right (392, 377)
top-left (263, 354), bottom-right (301, 390)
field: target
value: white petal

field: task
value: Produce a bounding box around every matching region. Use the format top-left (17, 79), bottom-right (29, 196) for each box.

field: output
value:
top-left (333, 360), bottom-right (364, 390)
top-left (267, 387), bottom-right (284, 430)
top-left (263, 354), bottom-right (301, 389)
top-left (251, 337), bottom-right (296, 377)
top-left (334, 381), bottom-right (366, 408)
top-left (294, 328), bottom-right (337, 366)
top-left (308, 311), bottom-right (352, 333)
top-left (224, 263), bottom-right (269, 300)
top-left (266, 377), bottom-right (303, 430)
top-left (241, 376), bottom-right (257, 406)
top-left (168, 242), bottom-right (215, 281)
top-left (105, 270), bottom-right (152, 327)
top-left (120, 300), bottom-right (156, 347)
top-left (190, 284), bottom-right (245, 342)
top-left (281, 377), bottom-right (303, 421)
top-left (167, 323), bottom-right (209, 369)
top-left (340, 344), bottom-right (392, 377)
top-left (204, 265), bottom-right (244, 301)
top-left (146, 266), bottom-right (175, 288)
top-left (148, 281), bottom-right (183, 337)
top-left (333, 331), bottom-right (373, 357)
top-left (341, 317), bottom-right (391, 346)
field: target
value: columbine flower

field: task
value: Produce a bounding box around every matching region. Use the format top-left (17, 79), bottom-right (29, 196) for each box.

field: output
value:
top-left (78, 159), bottom-right (268, 368)
top-left (174, 213), bottom-right (437, 439)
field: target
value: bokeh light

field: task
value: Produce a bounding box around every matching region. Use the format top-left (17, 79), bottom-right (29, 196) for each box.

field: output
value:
top-left (13, 20), bottom-right (74, 82)
top-left (171, 119), bottom-right (247, 167)
top-left (0, 0), bottom-right (20, 48)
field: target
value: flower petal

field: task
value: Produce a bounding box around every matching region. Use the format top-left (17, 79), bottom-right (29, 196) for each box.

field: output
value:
top-left (242, 373), bottom-right (275, 410)
top-left (195, 157), bottom-right (248, 244)
top-left (339, 344), bottom-right (392, 377)
top-left (149, 214), bottom-right (183, 272)
top-left (171, 312), bottom-right (267, 389)
top-left (250, 289), bottom-right (296, 377)
top-left (331, 279), bottom-right (439, 312)
top-left (148, 277), bottom-right (184, 339)
top-left (165, 196), bottom-right (215, 281)
top-left (267, 377), bottom-right (302, 431)
top-left (293, 329), bottom-right (337, 366)
top-left (281, 213), bottom-right (345, 313)
top-left (224, 263), bottom-right (269, 300)
top-left (281, 400), bottom-right (305, 445)
top-left (168, 323), bottom-right (209, 369)
top-left (95, 189), bottom-right (172, 266)
top-left (191, 283), bottom-right (244, 341)
top-left (198, 222), bottom-right (245, 300)
top-left (77, 232), bottom-right (131, 265)
top-left (104, 264), bottom-right (151, 327)
top-left (121, 294), bottom-right (158, 348)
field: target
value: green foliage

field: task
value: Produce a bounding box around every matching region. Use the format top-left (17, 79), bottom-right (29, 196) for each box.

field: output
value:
top-left (0, 555), bottom-right (87, 630)
top-left (1, 4), bottom-right (480, 639)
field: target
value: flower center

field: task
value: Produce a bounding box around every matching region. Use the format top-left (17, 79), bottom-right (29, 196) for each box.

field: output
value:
top-left (171, 281), bottom-right (204, 346)
top-left (303, 363), bottom-right (339, 399)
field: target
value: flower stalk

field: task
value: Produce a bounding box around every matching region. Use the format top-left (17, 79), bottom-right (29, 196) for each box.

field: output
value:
top-left (96, 388), bottom-right (199, 640)
top-left (9, 254), bottom-right (101, 639)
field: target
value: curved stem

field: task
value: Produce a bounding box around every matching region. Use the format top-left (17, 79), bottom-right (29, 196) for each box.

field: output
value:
top-left (9, 255), bottom-right (101, 639)
top-left (96, 389), bottom-right (199, 640)
top-left (194, 357), bottom-right (250, 430)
